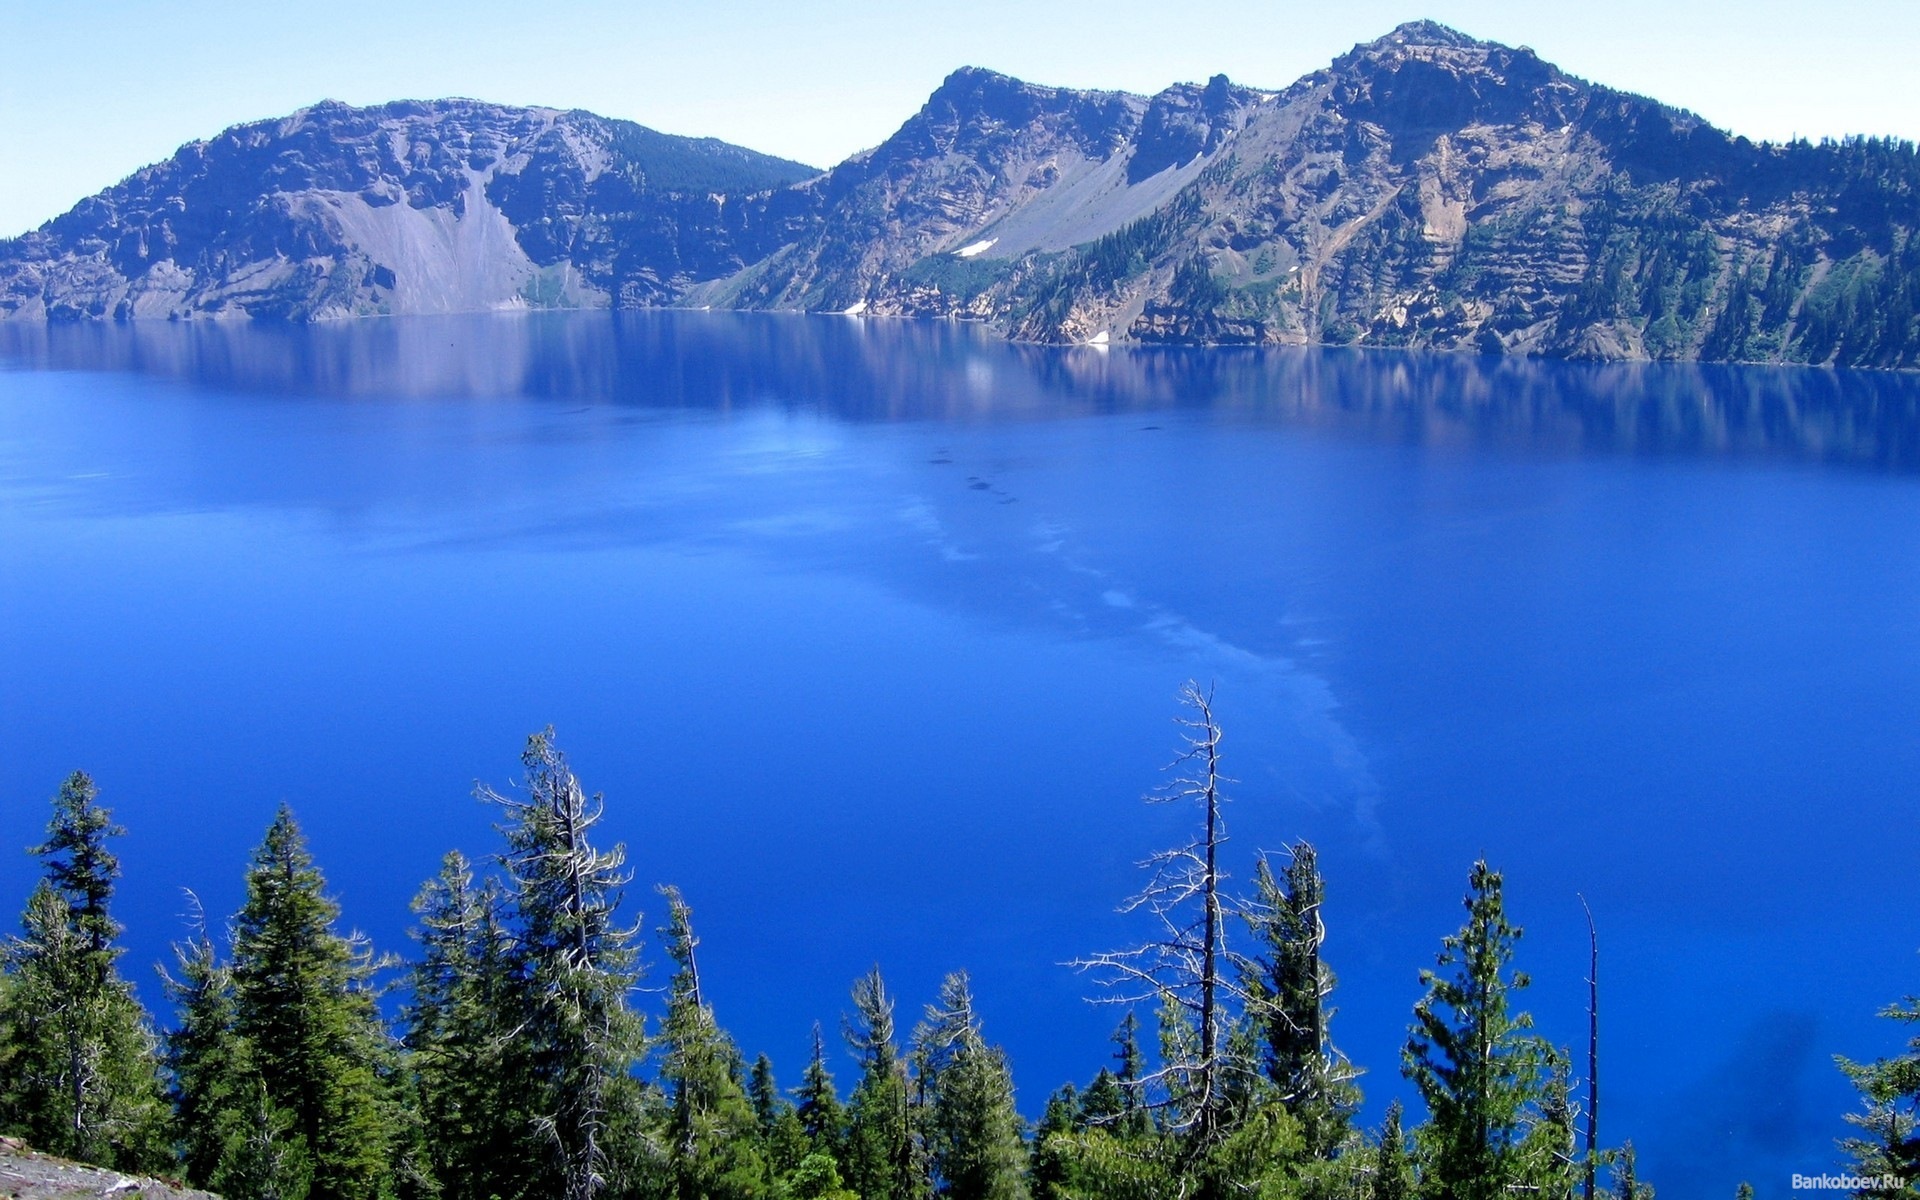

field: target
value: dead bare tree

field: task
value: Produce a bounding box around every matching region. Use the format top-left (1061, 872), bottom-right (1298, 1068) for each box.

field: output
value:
top-left (1074, 681), bottom-right (1244, 1148)
top-left (483, 729), bottom-right (643, 1200)
top-left (1579, 894), bottom-right (1600, 1200)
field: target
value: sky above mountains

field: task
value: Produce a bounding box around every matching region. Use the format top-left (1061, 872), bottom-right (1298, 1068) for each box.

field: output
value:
top-left (3, 0), bottom-right (1916, 239)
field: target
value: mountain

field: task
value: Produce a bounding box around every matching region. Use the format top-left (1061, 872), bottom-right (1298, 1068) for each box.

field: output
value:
top-left (0, 99), bottom-right (817, 320)
top-left (4, 22), bottom-right (1918, 367)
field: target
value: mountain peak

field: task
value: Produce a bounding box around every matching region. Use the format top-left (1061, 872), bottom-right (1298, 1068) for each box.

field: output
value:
top-left (1374, 19), bottom-right (1487, 50)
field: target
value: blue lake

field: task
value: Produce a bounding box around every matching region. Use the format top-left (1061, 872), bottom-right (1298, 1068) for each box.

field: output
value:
top-left (2, 312), bottom-right (1918, 1195)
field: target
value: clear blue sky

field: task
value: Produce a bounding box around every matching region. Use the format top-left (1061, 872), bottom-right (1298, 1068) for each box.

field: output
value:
top-left (2, 0), bottom-right (1915, 238)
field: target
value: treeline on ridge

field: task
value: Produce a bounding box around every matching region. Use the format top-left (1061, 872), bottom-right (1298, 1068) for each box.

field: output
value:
top-left (1, 686), bottom-right (1916, 1200)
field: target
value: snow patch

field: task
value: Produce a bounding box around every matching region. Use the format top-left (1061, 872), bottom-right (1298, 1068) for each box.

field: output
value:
top-left (841, 299), bottom-right (868, 315)
top-left (953, 238), bottom-right (998, 259)
top-left (1084, 330), bottom-right (1109, 346)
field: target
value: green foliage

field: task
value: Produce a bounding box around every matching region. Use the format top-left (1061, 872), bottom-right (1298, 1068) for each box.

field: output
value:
top-left (0, 774), bottom-right (168, 1171)
top-left (602, 119), bottom-right (816, 195)
top-left (1371, 1101), bottom-right (1413, 1200)
top-left (1612, 1141), bottom-right (1650, 1200)
top-left (843, 967), bottom-right (923, 1200)
top-left (657, 885), bottom-right (767, 1200)
top-left (164, 929), bottom-right (258, 1189)
top-left (785, 1151), bottom-right (860, 1200)
top-left (1037, 1126), bottom-right (1176, 1200)
top-left (1241, 843), bottom-right (1360, 1157)
top-left (914, 972), bottom-right (1028, 1200)
top-left (406, 850), bottom-right (538, 1200)
top-left (1554, 185), bottom-right (1724, 358)
top-left (231, 805), bottom-right (402, 1200)
top-left (794, 1022), bottom-right (849, 1164)
top-left (899, 253), bottom-right (1015, 303)
top-left (485, 729), bottom-right (648, 1200)
top-left (1170, 257), bottom-right (1229, 312)
top-left (1836, 983), bottom-right (1920, 1194)
top-left (1792, 233), bottom-right (1920, 369)
top-left (1403, 861), bottom-right (1550, 1200)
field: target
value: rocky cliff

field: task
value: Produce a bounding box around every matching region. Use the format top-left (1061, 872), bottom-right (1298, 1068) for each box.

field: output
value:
top-left (741, 21), bottom-right (1919, 368)
top-left (0, 100), bottom-right (815, 321)
top-left (4, 22), bottom-right (1917, 367)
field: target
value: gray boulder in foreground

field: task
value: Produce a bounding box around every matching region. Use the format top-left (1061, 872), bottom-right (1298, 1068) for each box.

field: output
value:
top-left (0, 1137), bottom-right (218, 1200)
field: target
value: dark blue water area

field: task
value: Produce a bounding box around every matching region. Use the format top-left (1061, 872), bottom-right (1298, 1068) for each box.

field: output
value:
top-left (3, 311), bottom-right (1919, 1195)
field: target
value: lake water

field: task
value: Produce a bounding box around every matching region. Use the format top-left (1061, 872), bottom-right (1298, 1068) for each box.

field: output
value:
top-left (3, 312), bottom-right (1918, 1196)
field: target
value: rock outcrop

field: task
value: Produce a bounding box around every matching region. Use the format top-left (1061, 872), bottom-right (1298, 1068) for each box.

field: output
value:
top-left (4, 22), bottom-right (1917, 367)
top-left (0, 1137), bottom-right (218, 1199)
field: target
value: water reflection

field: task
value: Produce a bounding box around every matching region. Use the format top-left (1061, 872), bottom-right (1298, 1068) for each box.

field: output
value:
top-left (4, 312), bottom-right (1919, 470)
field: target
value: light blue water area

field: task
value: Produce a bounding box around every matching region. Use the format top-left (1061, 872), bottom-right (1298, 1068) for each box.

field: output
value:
top-left (3, 312), bottom-right (1919, 1194)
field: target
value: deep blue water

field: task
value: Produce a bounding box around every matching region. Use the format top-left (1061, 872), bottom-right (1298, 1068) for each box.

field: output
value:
top-left (3, 312), bottom-right (1919, 1196)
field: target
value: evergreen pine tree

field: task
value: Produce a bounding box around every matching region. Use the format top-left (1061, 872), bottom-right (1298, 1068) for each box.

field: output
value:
top-left (656, 885), bottom-right (766, 1200)
top-left (1403, 860), bottom-right (1549, 1200)
top-left (914, 972), bottom-right (1028, 1200)
top-left (1523, 1049), bottom-right (1578, 1200)
top-left (1108, 1013), bottom-right (1152, 1141)
top-left (0, 773), bottom-right (168, 1170)
top-left (213, 1073), bottom-right (315, 1200)
top-left (163, 924), bottom-right (280, 1191)
top-left (1029, 1084), bottom-right (1081, 1200)
top-left (750, 1054), bottom-right (784, 1136)
top-left (230, 805), bottom-right (400, 1200)
top-left (795, 1022), bottom-right (849, 1163)
top-left (1240, 842), bottom-right (1360, 1157)
top-left (843, 967), bottom-right (922, 1200)
top-left (1836, 983), bottom-right (1920, 1194)
top-left (1372, 1100), bottom-right (1412, 1200)
top-left (1613, 1141), bottom-right (1650, 1200)
top-left (407, 850), bottom-right (537, 1200)
top-left (484, 729), bottom-right (647, 1200)
top-left (1078, 1072), bottom-right (1123, 1129)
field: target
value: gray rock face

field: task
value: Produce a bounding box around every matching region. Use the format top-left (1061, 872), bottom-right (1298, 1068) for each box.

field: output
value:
top-left (6, 23), bottom-right (1917, 367)
top-left (0, 100), bottom-right (816, 321)
top-left (760, 21), bottom-right (1918, 368)
top-left (0, 1137), bottom-right (219, 1199)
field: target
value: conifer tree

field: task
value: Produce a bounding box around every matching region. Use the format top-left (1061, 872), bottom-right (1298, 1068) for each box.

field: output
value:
top-left (750, 1054), bottom-right (784, 1136)
top-left (1029, 1084), bottom-right (1082, 1200)
top-left (1836, 983), bottom-right (1920, 1193)
top-left (407, 850), bottom-right (536, 1200)
top-left (843, 967), bottom-right (923, 1200)
top-left (795, 1022), bottom-right (849, 1162)
top-left (483, 729), bottom-right (647, 1200)
top-left (1107, 1013), bottom-right (1152, 1141)
top-left (1372, 1100), bottom-right (1412, 1200)
top-left (1240, 842), bottom-right (1360, 1157)
top-left (749, 1052), bottom-right (811, 1179)
top-left (1612, 1142), bottom-right (1649, 1200)
top-left (1403, 860), bottom-right (1549, 1200)
top-left (1524, 1049), bottom-right (1578, 1199)
top-left (656, 885), bottom-right (765, 1200)
top-left (163, 925), bottom-right (271, 1191)
top-left (230, 805), bottom-right (400, 1200)
top-left (1078, 1072), bottom-right (1123, 1129)
top-left (914, 972), bottom-right (1028, 1200)
top-left (0, 773), bottom-right (167, 1170)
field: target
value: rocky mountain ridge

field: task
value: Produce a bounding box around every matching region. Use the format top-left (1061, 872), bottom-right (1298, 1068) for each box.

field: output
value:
top-left (4, 21), bottom-right (1916, 367)
top-left (0, 99), bottom-right (815, 321)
